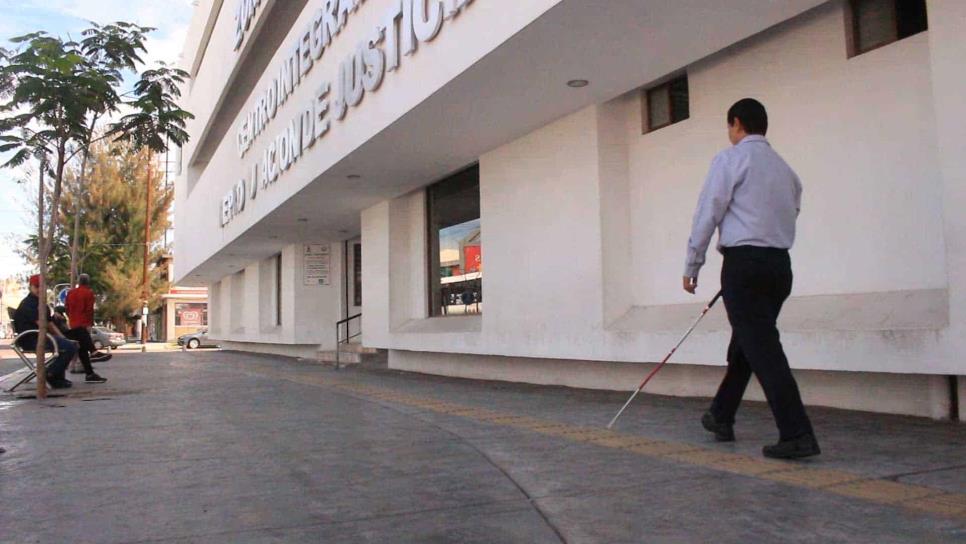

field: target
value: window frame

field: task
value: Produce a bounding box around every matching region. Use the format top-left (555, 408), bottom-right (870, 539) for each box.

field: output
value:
top-left (425, 164), bottom-right (482, 318)
top-left (275, 253), bottom-right (283, 327)
top-left (353, 243), bottom-right (362, 307)
top-left (847, 0), bottom-right (928, 58)
top-left (643, 74), bottom-right (689, 134)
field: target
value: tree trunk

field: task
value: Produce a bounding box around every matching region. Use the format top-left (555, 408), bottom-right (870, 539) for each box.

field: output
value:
top-left (36, 142), bottom-right (70, 396)
top-left (70, 118), bottom-right (98, 286)
top-left (47, 142), bottom-right (67, 252)
top-left (69, 153), bottom-right (88, 286)
top-left (35, 162), bottom-right (48, 400)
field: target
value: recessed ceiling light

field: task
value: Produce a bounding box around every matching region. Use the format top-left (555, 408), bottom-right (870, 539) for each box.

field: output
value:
top-left (567, 79), bottom-right (589, 88)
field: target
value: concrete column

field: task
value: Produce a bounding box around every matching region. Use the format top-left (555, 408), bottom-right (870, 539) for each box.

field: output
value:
top-left (958, 376), bottom-right (965, 422)
top-left (927, 375), bottom-right (952, 420)
top-left (928, 1), bottom-right (966, 373)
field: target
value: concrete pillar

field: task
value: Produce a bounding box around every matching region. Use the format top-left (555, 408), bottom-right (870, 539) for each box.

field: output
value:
top-left (958, 376), bottom-right (965, 422)
top-left (927, 375), bottom-right (952, 420)
top-left (928, 1), bottom-right (966, 373)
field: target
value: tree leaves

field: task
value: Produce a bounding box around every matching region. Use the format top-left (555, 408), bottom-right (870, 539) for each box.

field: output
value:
top-left (20, 140), bottom-right (173, 327)
top-left (109, 64), bottom-right (194, 152)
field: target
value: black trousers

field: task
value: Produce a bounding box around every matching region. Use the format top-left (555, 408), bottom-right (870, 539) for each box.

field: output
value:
top-left (65, 327), bottom-right (96, 376)
top-left (710, 246), bottom-right (814, 441)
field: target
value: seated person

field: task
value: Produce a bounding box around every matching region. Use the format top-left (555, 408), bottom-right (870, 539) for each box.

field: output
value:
top-left (13, 275), bottom-right (78, 389)
top-left (54, 305), bottom-right (107, 382)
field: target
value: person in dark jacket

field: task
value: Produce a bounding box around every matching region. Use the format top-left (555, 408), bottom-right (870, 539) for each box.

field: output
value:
top-left (13, 275), bottom-right (77, 389)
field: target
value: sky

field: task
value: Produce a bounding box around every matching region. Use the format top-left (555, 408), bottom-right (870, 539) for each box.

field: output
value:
top-left (0, 0), bottom-right (195, 280)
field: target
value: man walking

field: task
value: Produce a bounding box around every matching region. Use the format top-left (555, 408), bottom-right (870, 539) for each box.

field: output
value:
top-left (65, 274), bottom-right (108, 383)
top-left (683, 98), bottom-right (819, 459)
top-left (13, 274), bottom-right (77, 389)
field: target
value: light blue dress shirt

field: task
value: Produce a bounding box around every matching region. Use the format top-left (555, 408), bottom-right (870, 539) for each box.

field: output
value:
top-left (684, 135), bottom-right (802, 279)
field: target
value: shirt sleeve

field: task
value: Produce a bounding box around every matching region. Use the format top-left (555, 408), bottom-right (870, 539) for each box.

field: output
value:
top-left (794, 171), bottom-right (803, 216)
top-left (684, 153), bottom-right (737, 278)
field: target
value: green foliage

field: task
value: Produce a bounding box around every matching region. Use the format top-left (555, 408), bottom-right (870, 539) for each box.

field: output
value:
top-left (0, 20), bottom-right (193, 331)
top-left (109, 64), bottom-right (193, 152)
top-left (19, 141), bottom-right (172, 325)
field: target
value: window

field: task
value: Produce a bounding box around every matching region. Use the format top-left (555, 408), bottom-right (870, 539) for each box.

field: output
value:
top-left (353, 243), bottom-right (362, 307)
top-left (175, 303), bottom-right (208, 327)
top-left (644, 75), bottom-right (689, 133)
top-left (849, 0), bottom-right (927, 57)
top-left (427, 165), bottom-right (482, 317)
top-left (275, 253), bottom-right (283, 326)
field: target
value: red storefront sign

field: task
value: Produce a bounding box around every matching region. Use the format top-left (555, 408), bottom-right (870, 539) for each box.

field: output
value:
top-left (463, 245), bottom-right (482, 273)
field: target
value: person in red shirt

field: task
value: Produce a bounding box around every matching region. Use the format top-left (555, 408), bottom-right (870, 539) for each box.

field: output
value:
top-left (65, 274), bottom-right (107, 383)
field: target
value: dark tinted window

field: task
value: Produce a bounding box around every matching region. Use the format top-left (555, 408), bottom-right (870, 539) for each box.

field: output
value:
top-left (851, 0), bottom-right (927, 56)
top-left (427, 165), bottom-right (482, 317)
top-left (645, 75), bottom-right (689, 133)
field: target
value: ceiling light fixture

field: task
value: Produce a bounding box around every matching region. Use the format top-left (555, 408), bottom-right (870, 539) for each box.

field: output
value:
top-left (347, 174), bottom-right (361, 180)
top-left (567, 79), bottom-right (589, 88)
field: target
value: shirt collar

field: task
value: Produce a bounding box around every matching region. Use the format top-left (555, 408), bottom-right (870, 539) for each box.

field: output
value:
top-left (739, 134), bottom-right (769, 145)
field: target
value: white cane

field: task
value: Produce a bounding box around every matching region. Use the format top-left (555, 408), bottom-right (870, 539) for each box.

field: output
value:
top-left (607, 291), bottom-right (723, 429)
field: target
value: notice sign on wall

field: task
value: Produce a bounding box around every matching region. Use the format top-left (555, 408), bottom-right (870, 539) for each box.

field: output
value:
top-left (303, 244), bottom-right (331, 286)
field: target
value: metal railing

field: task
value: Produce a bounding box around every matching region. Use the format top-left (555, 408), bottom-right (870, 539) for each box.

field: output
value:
top-left (335, 313), bottom-right (362, 369)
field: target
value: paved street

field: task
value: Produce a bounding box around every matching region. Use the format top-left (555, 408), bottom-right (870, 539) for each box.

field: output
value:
top-left (0, 349), bottom-right (964, 543)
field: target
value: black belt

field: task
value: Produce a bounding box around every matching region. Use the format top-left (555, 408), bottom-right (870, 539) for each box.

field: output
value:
top-left (721, 245), bottom-right (788, 256)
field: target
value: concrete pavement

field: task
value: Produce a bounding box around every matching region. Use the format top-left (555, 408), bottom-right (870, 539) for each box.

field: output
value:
top-left (0, 350), bottom-right (963, 543)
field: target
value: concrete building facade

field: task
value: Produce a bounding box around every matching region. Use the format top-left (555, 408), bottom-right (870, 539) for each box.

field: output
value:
top-left (175, 0), bottom-right (966, 419)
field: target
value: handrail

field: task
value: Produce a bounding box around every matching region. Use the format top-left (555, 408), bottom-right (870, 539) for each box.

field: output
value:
top-left (336, 313), bottom-right (362, 328)
top-left (335, 313), bottom-right (362, 370)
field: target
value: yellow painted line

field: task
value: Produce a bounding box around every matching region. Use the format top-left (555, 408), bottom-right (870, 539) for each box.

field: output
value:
top-left (238, 365), bottom-right (966, 520)
top-left (827, 479), bottom-right (941, 504)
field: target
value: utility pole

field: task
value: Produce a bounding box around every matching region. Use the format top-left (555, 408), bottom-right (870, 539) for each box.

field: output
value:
top-left (141, 152), bottom-right (153, 353)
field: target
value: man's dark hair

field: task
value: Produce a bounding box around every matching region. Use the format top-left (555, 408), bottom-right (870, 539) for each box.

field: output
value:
top-left (78, 273), bottom-right (90, 286)
top-left (727, 98), bottom-right (768, 135)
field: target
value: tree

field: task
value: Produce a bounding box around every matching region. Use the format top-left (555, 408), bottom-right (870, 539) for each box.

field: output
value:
top-left (68, 23), bottom-right (158, 286)
top-left (19, 140), bottom-right (173, 327)
top-left (0, 26), bottom-right (192, 398)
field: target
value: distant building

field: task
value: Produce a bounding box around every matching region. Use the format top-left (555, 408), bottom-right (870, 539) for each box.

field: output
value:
top-left (157, 256), bottom-right (208, 342)
top-left (1, 277), bottom-right (24, 339)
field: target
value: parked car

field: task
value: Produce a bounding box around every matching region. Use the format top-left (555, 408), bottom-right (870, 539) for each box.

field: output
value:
top-left (177, 329), bottom-right (219, 349)
top-left (91, 327), bottom-right (126, 350)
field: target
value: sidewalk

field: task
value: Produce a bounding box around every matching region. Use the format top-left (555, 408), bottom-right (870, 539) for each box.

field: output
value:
top-left (0, 350), bottom-right (963, 543)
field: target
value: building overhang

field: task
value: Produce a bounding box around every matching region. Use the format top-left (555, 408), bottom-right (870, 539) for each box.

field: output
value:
top-left (176, 0), bottom-right (826, 285)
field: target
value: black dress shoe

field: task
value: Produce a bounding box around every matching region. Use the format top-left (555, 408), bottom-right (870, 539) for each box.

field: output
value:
top-left (85, 373), bottom-right (107, 383)
top-left (763, 433), bottom-right (821, 459)
top-left (49, 378), bottom-right (73, 389)
top-left (701, 411), bottom-right (735, 442)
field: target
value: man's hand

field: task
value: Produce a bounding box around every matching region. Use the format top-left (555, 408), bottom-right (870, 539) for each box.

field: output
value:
top-left (682, 276), bottom-right (697, 294)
